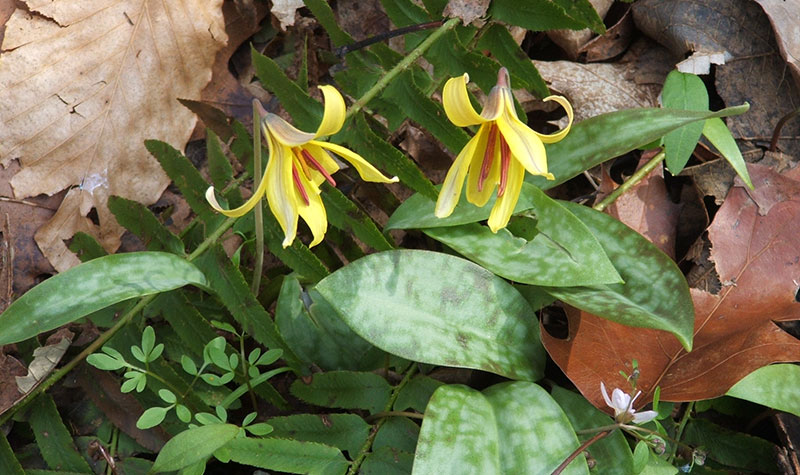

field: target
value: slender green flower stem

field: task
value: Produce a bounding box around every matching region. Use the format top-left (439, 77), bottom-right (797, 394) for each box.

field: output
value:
top-left (593, 150), bottom-right (666, 212)
top-left (668, 401), bottom-right (694, 462)
top-left (251, 100), bottom-right (265, 295)
top-left (552, 429), bottom-right (613, 475)
top-left (347, 363), bottom-right (419, 475)
top-left (0, 217), bottom-right (237, 426)
top-left (345, 18), bottom-right (460, 121)
top-left (366, 410), bottom-right (424, 422)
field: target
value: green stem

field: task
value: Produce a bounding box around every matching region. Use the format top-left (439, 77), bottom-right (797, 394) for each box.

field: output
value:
top-left (240, 333), bottom-right (258, 414)
top-left (345, 18), bottom-right (460, 121)
top-left (251, 100), bottom-right (265, 295)
top-left (0, 217), bottom-right (237, 426)
top-left (552, 429), bottom-right (613, 475)
top-left (366, 410), bottom-right (423, 422)
top-left (593, 150), bottom-right (666, 212)
top-left (667, 401), bottom-right (694, 462)
top-left (347, 363), bottom-right (419, 475)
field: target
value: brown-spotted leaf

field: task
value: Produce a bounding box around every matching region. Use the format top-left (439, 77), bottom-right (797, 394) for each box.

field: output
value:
top-left (543, 164), bottom-right (800, 410)
top-left (0, 1), bottom-right (226, 271)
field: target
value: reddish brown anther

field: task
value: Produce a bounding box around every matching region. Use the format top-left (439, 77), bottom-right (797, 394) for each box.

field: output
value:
top-left (478, 124), bottom-right (498, 191)
top-left (292, 164), bottom-right (310, 205)
top-left (301, 149), bottom-right (336, 186)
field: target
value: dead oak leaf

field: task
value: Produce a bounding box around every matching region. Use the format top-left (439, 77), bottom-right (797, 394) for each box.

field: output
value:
top-left (0, 1), bottom-right (227, 271)
top-left (543, 164), bottom-right (800, 410)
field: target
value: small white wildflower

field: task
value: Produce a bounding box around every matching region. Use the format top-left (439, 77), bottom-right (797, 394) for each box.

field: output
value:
top-left (600, 382), bottom-right (658, 425)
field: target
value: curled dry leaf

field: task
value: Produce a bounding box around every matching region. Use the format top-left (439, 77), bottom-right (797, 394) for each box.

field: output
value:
top-left (271, 0), bottom-right (304, 30)
top-left (547, 0), bottom-right (613, 60)
top-left (754, 0), bottom-right (800, 89)
top-left (543, 164), bottom-right (800, 410)
top-left (443, 0), bottom-right (490, 26)
top-left (0, 1), bottom-right (227, 271)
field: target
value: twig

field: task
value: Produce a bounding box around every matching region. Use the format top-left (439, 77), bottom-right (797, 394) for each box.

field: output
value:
top-left (335, 21), bottom-right (444, 57)
top-left (552, 430), bottom-right (613, 475)
top-left (593, 150), bottom-right (665, 212)
top-left (769, 107), bottom-right (800, 152)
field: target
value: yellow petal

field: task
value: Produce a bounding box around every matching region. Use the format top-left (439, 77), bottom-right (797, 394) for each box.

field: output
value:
top-left (205, 149), bottom-right (271, 217)
top-left (294, 167), bottom-right (328, 248)
top-left (434, 130), bottom-right (483, 218)
top-left (264, 134), bottom-right (300, 247)
top-left (314, 85), bottom-right (346, 138)
top-left (313, 141), bottom-right (398, 183)
top-left (443, 73), bottom-right (485, 127)
top-left (466, 124), bottom-right (501, 207)
top-left (536, 95), bottom-right (573, 144)
top-left (496, 90), bottom-right (553, 179)
top-left (302, 143), bottom-right (340, 186)
top-left (488, 158), bottom-right (525, 232)
top-left (264, 114), bottom-right (315, 147)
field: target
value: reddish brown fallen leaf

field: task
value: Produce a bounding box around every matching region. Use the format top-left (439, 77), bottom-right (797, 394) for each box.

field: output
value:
top-left (543, 164), bottom-right (800, 410)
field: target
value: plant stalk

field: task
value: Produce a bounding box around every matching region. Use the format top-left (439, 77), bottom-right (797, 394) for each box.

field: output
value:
top-left (593, 150), bottom-right (666, 212)
top-left (251, 100), bottom-right (265, 295)
top-left (552, 430), bottom-right (613, 475)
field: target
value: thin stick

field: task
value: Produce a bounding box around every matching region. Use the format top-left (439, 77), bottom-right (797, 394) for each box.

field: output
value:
top-left (335, 21), bottom-right (444, 57)
top-left (593, 150), bottom-right (665, 212)
top-left (551, 430), bottom-right (613, 475)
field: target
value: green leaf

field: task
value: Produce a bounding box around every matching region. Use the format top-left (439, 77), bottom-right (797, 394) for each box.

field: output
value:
top-left (251, 47), bottom-right (322, 132)
top-left (223, 437), bottom-right (349, 475)
top-left (314, 250), bottom-right (545, 381)
top-left (267, 413), bottom-right (370, 456)
top-left (632, 441), bottom-right (649, 474)
top-left (321, 184), bottom-right (395, 251)
top-left (206, 129), bottom-right (236, 190)
top-left (490, 0), bottom-right (588, 31)
top-left (145, 140), bottom-right (220, 226)
top-left (374, 416), bottom-right (420, 452)
top-left (151, 424), bottom-right (240, 473)
top-left (382, 71), bottom-right (470, 154)
top-left (0, 433), bottom-right (24, 475)
top-left (28, 394), bottom-right (94, 473)
top-left (275, 276), bottom-right (385, 372)
top-left (159, 389), bottom-right (177, 404)
top-left (193, 244), bottom-right (303, 372)
top-left (303, 0), bottom-right (354, 47)
top-left (261, 213), bottom-right (330, 282)
top-left (362, 446), bottom-right (414, 475)
top-left (86, 353), bottom-right (125, 371)
top-left (246, 423), bottom-right (274, 436)
top-left (662, 71), bottom-right (709, 174)
top-left (290, 371), bottom-right (392, 414)
top-left (476, 24), bottom-right (550, 98)
top-left (141, 326), bottom-right (155, 356)
top-left (0, 252), bottom-right (207, 345)
top-left (136, 406), bottom-right (171, 430)
top-left (544, 202), bottom-right (694, 350)
top-left (414, 382), bottom-right (588, 474)
top-left (682, 419), bottom-right (779, 474)
top-left (551, 0), bottom-right (606, 34)
top-left (394, 375), bottom-right (444, 413)
top-left (422, 186), bottom-right (622, 287)
top-left (702, 117), bottom-right (753, 188)
top-left (727, 364), bottom-right (800, 418)
top-left (68, 232), bottom-right (108, 261)
top-left (347, 113), bottom-right (438, 200)
top-left (108, 196), bottom-right (185, 254)
top-left (550, 386), bottom-right (633, 474)
top-left (153, 291), bottom-right (221, 358)
top-left (527, 105), bottom-right (750, 191)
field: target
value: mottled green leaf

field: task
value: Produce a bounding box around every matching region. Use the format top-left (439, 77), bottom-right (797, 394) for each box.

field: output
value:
top-left (0, 252), bottom-right (206, 345)
top-left (414, 383), bottom-right (587, 474)
top-left (545, 202), bottom-right (694, 350)
top-left (223, 437), bottom-right (348, 475)
top-left (727, 364), bottom-right (800, 418)
top-left (315, 250), bottom-right (544, 381)
top-left (702, 117), bottom-right (753, 188)
top-left (267, 413), bottom-right (370, 456)
top-left (423, 185), bottom-right (621, 287)
top-left (151, 424), bottom-right (240, 473)
top-left (290, 371), bottom-right (391, 414)
top-left (527, 105), bottom-right (750, 191)
top-left (662, 71), bottom-right (709, 174)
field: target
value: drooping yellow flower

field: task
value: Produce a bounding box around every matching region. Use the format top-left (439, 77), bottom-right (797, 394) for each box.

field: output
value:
top-left (206, 86), bottom-right (398, 248)
top-left (435, 67), bottom-right (573, 232)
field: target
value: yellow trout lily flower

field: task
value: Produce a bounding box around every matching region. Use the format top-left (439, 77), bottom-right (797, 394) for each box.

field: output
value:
top-left (206, 86), bottom-right (398, 248)
top-left (435, 67), bottom-right (573, 232)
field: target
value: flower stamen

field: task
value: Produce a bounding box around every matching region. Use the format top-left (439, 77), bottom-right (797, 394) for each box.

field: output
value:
top-left (294, 149), bottom-right (313, 180)
top-left (301, 149), bottom-right (336, 186)
top-left (291, 163), bottom-right (310, 205)
top-left (498, 135), bottom-right (511, 197)
top-left (478, 124), bottom-right (498, 191)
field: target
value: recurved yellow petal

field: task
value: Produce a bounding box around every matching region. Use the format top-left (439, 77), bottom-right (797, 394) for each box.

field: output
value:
top-left (314, 141), bottom-right (399, 183)
top-left (443, 73), bottom-right (485, 127)
top-left (294, 169), bottom-right (328, 248)
top-left (264, 114), bottom-right (315, 147)
top-left (434, 130), bottom-right (483, 218)
top-left (264, 136), bottom-right (300, 247)
top-left (536, 95), bottom-right (573, 143)
top-left (488, 158), bottom-right (525, 232)
top-left (205, 164), bottom-right (269, 218)
top-left (314, 85), bottom-right (346, 139)
top-left (496, 104), bottom-right (553, 179)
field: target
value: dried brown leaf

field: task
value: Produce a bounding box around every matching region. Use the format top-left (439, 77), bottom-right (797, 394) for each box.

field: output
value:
top-left (443, 0), bottom-right (490, 26)
top-left (547, 0), bottom-right (613, 60)
top-left (543, 164), bottom-right (800, 410)
top-left (754, 0), bottom-right (800, 89)
top-left (271, 0), bottom-right (303, 30)
top-left (0, 1), bottom-right (226, 271)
